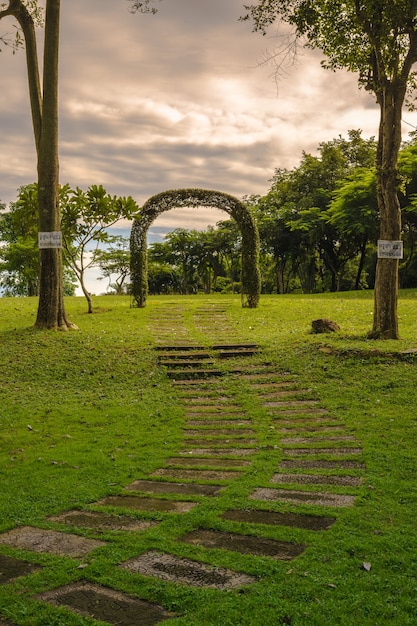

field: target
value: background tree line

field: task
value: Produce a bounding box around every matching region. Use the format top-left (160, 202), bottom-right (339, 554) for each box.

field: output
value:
top-left (2, 130), bottom-right (417, 301)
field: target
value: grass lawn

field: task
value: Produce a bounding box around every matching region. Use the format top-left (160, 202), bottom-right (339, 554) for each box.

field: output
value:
top-left (0, 291), bottom-right (416, 625)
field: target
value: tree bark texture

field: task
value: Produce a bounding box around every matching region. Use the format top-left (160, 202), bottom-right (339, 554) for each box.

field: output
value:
top-left (371, 82), bottom-right (404, 339)
top-left (34, 0), bottom-right (73, 329)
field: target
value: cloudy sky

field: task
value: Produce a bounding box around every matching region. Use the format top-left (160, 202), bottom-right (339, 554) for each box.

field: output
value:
top-left (1, 0), bottom-right (417, 293)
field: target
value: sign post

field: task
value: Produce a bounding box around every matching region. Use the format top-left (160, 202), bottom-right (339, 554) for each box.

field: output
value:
top-left (38, 232), bottom-right (62, 249)
top-left (377, 240), bottom-right (403, 259)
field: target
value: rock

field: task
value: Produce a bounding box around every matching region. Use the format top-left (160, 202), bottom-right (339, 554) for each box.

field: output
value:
top-left (311, 318), bottom-right (340, 334)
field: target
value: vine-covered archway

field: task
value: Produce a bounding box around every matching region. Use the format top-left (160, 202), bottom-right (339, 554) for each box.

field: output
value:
top-left (130, 188), bottom-right (261, 308)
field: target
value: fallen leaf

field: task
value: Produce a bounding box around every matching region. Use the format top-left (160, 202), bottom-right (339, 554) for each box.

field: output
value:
top-left (362, 562), bottom-right (371, 571)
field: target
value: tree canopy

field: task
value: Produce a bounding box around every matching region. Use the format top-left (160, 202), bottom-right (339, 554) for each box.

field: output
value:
top-left (243, 0), bottom-right (417, 337)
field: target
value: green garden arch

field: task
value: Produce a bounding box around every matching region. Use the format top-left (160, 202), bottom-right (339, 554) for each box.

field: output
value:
top-left (130, 188), bottom-right (261, 308)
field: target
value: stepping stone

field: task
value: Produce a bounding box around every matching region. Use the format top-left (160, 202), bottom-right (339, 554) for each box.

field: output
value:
top-left (280, 459), bottom-right (366, 470)
top-left (155, 345), bottom-right (205, 351)
top-left (250, 382), bottom-right (297, 390)
top-left (280, 436), bottom-right (357, 444)
top-left (274, 417), bottom-right (336, 427)
top-left (217, 349), bottom-right (258, 358)
top-left (264, 400), bottom-right (320, 408)
top-left (120, 550), bottom-right (255, 589)
top-left (0, 553), bottom-right (40, 583)
top-left (185, 405), bottom-right (241, 413)
top-left (212, 343), bottom-right (258, 350)
top-left (278, 425), bottom-right (344, 433)
top-left (168, 370), bottom-right (224, 380)
top-left (237, 373), bottom-right (281, 381)
top-left (183, 438), bottom-right (258, 446)
top-left (48, 510), bottom-right (158, 531)
top-left (186, 419), bottom-right (253, 427)
top-left (161, 360), bottom-right (216, 368)
top-left (0, 527), bottom-right (105, 558)
top-left (166, 457), bottom-right (251, 468)
top-left (184, 429), bottom-right (255, 436)
top-left (181, 529), bottom-right (304, 560)
top-left (172, 379), bottom-right (216, 386)
top-left (271, 473), bottom-right (362, 487)
top-left (37, 581), bottom-right (173, 625)
top-left (259, 391), bottom-right (313, 399)
top-left (250, 488), bottom-right (357, 508)
top-left (184, 397), bottom-right (235, 404)
top-left (180, 448), bottom-right (256, 457)
top-left (158, 352), bottom-right (211, 360)
top-left (151, 468), bottom-right (242, 481)
top-left (97, 495), bottom-right (196, 513)
top-left (222, 509), bottom-right (336, 531)
top-left (282, 447), bottom-right (362, 456)
top-left (124, 479), bottom-right (223, 496)
top-left (272, 409), bottom-right (330, 417)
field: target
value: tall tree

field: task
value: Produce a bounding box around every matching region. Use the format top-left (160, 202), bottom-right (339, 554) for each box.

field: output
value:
top-left (243, 0), bottom-right (417, 338)
top-left (0, 0), bottom-right (161, 328)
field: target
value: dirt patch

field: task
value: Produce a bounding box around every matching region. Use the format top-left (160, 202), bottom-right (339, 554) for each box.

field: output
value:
top-left (97, 495), bottom-right (196, 513)
top-left (282, 447), bottom-right (362, 456)
top-left (222, 509), bottom-right (336, 531)
top-left (279, 459), bottom-right (366, 470)
top-left (48, 510), bottom-right (158, 531)
top-left (151, 468), bottom-right (242, 481)
top-left (124, 479), bottom-right (223, 496)
top-left (271, 473), bottom-right (362, 487)
top-left (0, 527), bottom-right (105, 558)
top-left (37, 581), bottom-right (173, 625)
top-left (166, 457), bottom-right (251, 468)
top-left (250, 488), bottom-right (357, 508)
top-left (0, 553), bottom-right (40, 584)
top-left (181, 529), bottom-right (304, 560)
top-left (120, 551), bottom-right (255, 589)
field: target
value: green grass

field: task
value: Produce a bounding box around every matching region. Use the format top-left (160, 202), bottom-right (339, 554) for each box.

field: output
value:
top-left (0, 291), bottom-right (416, 625)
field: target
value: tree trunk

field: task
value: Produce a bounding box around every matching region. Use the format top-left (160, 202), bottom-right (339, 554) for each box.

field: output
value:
top-left (370, 83), bottom-right (404, 339)
top-left (34, 0), bottom-right (74, 330)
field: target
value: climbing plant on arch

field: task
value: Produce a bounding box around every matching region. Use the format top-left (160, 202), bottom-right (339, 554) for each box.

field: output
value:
top-left (130, 188), bottom-right (261, 308)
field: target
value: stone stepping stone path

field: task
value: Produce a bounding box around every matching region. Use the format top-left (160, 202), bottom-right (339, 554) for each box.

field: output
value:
top-left (48, 510), bottom-right (159, 532)
top-left (120, 551), bottom-right (255, 589)
top-left (0, 553), bottom-right (40, 584)
top-left (0, 303), bottom-right (366, 625)
top-left (181, 529), bottom-right (304, 560)
top-left (0, 526), bottom-right (105, 558)
top-left (37, 581), bottom-right (174, 625)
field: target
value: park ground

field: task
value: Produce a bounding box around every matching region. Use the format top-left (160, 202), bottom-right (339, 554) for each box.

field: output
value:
top-left (0, 291), bottom-right (416, 625)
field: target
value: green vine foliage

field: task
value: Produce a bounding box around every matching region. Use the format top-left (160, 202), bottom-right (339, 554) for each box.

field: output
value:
top-left (130, 188), bottom-right (261, 308)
